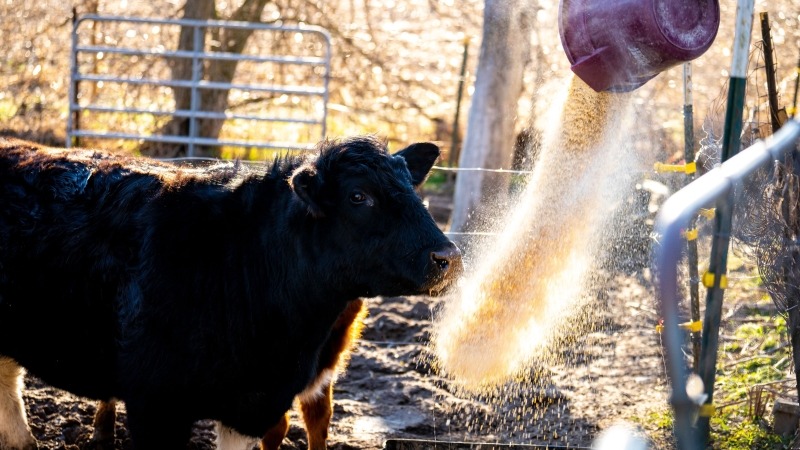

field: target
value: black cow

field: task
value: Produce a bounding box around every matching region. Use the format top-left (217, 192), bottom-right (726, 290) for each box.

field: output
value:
top-left (0, 135), bottom-right (461, 450)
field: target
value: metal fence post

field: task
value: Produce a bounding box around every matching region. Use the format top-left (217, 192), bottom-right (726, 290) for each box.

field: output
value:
top-left (188, 23), bottom-right (203, 157)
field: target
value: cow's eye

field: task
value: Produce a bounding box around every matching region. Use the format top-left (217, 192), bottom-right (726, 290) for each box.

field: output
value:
top-left (350, 191), bottom-right (368, 205)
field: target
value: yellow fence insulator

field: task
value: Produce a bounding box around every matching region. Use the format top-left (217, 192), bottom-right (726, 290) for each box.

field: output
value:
top-left (699, 208), bottom-right (716, 219)
top-left (680, 320), bottom-right (703, 333)
top-left (654, 161), bottom-right (697, 175)
top-left (702, 272), bottom-right (728, 289)
top-left (656, 321), bottom-right (702, 334)
top-left (699, 403), bottom-right (716, 417)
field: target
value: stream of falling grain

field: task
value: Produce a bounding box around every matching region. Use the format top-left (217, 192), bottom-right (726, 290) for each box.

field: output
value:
top-left (432, 74), bottom-right (639, 391)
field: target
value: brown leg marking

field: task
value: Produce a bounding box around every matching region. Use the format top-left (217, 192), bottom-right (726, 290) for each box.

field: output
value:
top-left (259, 413), bottom-right (289, 450)
top-left (299, 299), bottom-right (367, 450)
top-left (257, 299), bottom-right (367, 450)
top-left (300, 381), bottom-right (333, 450)
top-left (91, 399), bottom-right (116, 448)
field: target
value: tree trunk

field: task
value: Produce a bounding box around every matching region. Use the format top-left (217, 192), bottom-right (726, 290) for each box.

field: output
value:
top-left (141, 0), bottom-right (269, 158)
top-left (449, 0), bottom-right (532, 236)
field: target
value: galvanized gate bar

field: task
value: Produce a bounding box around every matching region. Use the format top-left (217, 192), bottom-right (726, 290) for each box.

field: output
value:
top-left (68, 14), bottom-right (332, 156)
top-left (73, 46), bottom-right (328, 65)
top-left (68, 131), bottom-right (315, 151)
top-left (653, 118), bottom-right (800, 450)
top-left (75, 105), bottom-right (322, 124)
top-left (72, 75), bottom-right (327, 95)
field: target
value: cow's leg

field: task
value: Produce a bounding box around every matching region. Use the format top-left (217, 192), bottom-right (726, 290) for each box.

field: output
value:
top-left (258, 413), bottom-right (289, 450)
top-left (293, 300), bottom-right (364, 450)
top-left (298, 380), bottom-right (333, 450)
top-left (215, 422), bottom-right (259, 450)
top-left (90, 399), bottom-right (116, 449)
top-left (290, 300), bottom-right (364, 450)
top-left (0, 357), bottom-right (37, 450)
top-left (124, 399), bottom-right (194, 450)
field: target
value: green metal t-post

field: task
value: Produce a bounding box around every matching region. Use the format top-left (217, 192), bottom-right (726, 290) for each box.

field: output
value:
top-left (696, 0), bottom-right (754, 444)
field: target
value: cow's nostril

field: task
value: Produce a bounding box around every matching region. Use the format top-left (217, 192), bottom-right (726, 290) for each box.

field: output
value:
top-left (431, 245), bottom-right (461, 274)
top-left (432, 253), bottom-right (450, 270)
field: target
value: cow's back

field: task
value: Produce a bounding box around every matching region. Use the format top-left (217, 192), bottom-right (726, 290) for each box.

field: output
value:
top-left (0, 138), bottom-right (165, 399)
top-left (0, 138), bottom-right (283, 401)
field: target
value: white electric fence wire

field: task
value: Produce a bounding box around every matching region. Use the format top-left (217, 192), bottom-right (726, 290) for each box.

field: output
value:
top-left (159, 157), bottom-right (538, 175)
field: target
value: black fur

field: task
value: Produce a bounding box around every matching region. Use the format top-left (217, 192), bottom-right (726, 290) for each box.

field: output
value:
top-left (0, 135), bottom-right (460, 449)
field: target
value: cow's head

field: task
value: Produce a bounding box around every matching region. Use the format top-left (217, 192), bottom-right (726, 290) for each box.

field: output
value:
top-left (290, 136), bottom-right (462, 297)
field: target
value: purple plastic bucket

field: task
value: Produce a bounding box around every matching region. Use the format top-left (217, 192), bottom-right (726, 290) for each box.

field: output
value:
top-left (558, 0), bottom-right (720, 92)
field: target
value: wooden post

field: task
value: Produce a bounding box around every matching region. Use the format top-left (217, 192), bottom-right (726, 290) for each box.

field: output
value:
top-left (760, 12), bottom-right (781, 133)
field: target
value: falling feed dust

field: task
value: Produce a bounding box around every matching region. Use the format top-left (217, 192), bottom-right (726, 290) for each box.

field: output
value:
top-left (432, 74), bottom-right (643, 391)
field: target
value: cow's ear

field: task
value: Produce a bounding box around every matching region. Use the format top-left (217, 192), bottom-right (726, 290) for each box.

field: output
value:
top-left (395, 142), bottom-right (440, 187)
top-left (290, 165), bottom-right (325, 218)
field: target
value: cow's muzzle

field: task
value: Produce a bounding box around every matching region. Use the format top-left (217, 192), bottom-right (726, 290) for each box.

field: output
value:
top-left (426, 243), bottom-right (463, 294)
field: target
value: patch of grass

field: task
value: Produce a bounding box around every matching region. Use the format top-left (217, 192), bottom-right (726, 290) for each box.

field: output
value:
top-left (707, 318), bottom-right (795, 449)
top-left (735, 322), bottom-right (766, 339)
top-left (761, 336), bottom-right (780, 353)
top-left (725, 341), bottom-right (743, 353)
top-left (646, 408), bottom-right (674, 430)
top-left (629, 407), bottom-right (675, 449)
top-left (737, 271), bottom-right (765, 289)
top-left (711, 416), bottom-right (789, 450)
top-left (773, 317), bottom-right (788, 335)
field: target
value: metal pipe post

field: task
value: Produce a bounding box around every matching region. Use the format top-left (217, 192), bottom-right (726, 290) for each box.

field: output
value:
top-left (188, 24), bottom-right (203, 157)
top-left (68, 9), bottom-right (80, 148)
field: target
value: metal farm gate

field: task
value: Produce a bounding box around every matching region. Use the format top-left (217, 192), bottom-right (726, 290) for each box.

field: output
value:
top-left (68, 14), bottom-right (331, 157)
